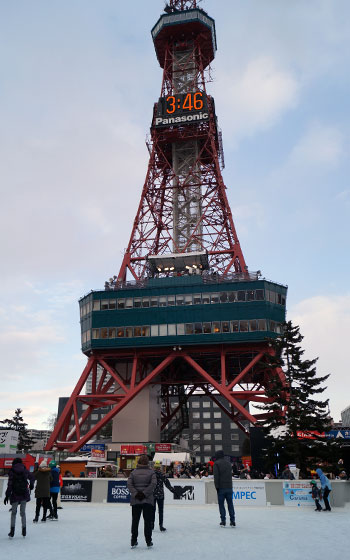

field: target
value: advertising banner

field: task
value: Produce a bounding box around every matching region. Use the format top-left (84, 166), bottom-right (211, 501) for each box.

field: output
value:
top-left (164, 480), bottom-right (206, 505)
top-left (80, 443), bottom-right (105, 455)
top-left (283, 481), bottom-right (314, 507)
top-left (155, 443), bottom-right (171, 452)
top-left (120, 445), bottom-right (147, 455)
top-left (0, 430), bottom-right (19, 454)
top-left (61, 480), bottom-right (92, 502)
top-left (107, 481), bottom-right (130, 503)
top-left (232, 481), bottom-right (266, 506)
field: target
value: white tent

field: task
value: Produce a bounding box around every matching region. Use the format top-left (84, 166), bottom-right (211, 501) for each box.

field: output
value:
top-left (153, 452), bottom-right (191, 464)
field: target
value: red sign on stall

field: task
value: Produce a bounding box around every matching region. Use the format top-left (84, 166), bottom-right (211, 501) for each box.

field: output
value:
top-left (155, 443), bottom-right (172, 452)
top-left (120, 445), bottom-right (147, 455)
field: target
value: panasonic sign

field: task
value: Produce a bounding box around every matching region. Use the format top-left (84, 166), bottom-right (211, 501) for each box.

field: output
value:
top-left (154, 112), bottom-right (209, 127)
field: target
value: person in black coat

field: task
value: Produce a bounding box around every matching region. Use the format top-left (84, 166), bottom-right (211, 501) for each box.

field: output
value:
top-left (213, 450), bottom-right (236, 527)
top-left (127, 455), bottom-right (156, 549)
top-left (152, 461), bottom-right (177, 532)
top-left (4, 458), bottom-right (34, 538)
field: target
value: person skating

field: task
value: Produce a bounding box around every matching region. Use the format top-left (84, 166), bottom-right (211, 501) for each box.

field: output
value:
top-left (316, 468), bottom-right (332, 511)
top-left (4, 458), bottom-right (34, 538)
top-left (47, 460), bottom-right (60, 520)
top-left (213, 450), bottom-right (236, 527)
top-left (309, 480), bottom-right (323, 511)
top-left (33, 458), bottom-right (52, 522)
top-left (152, 461), bottom-right (177, 532)
top-left (127, 455), bottom-right (156, 549)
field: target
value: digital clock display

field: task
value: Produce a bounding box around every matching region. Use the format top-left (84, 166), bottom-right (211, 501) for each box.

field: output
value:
top-left (154, 92), bottom-right (209, 128)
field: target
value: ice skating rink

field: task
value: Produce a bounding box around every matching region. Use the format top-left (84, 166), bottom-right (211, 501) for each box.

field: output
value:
top-left (1, 503), bottom-right (348, 559)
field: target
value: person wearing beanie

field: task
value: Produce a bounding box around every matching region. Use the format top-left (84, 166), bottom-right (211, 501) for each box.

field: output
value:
top-left (33, 458), bottom-right (52, 522)
top-left (127, 455), bottom-right (157, 549)
top-left (4, 458), bottom-right (34, 538)
top-left (151, 461), bottom-right (177, 532)
top-left (309, 480), bottom-right (322, 511)
top-left (213, 450), bottom-right (236, 527)
top-left (316, 468), bottom-right (332, 511)
top-left (47, 460), bottom-right (60, 520)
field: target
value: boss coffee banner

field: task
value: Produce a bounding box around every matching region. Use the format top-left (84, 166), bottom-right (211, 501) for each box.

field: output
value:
top-left (107, 481), bottom-right (130, 503)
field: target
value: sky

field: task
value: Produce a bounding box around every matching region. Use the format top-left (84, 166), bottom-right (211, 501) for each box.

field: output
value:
top-left (0, 0), bottom-right (349, 429)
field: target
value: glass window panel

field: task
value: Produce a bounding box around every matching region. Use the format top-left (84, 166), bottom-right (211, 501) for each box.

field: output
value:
top-left (159, 324), bottom-right (167, 336)
top-left (108, 300), bottom-right (116, 310)
top-left (210, 293), bottom-right (219, 304)
top-left (270, 320), bottom-right (276, 332)
top-left (222, 321), bottom-right (230, 333)
top-left (93, 300), bottom-right (100, 311)
top-left (192, 401), bottom-right (200, 408)
top-left (192, 412), bottom-right (200, 419)
top-left (194, 322), bottom-right (203, 334)
top-left (212, 321), bottom-right (221, 333)
top-left (168, 324), bottom-right (176, 336)
top-left (276, 323), bottom-right (282, 334)
top-left (214, 445), bottom-right (222, 451)
top-left (240, 320), bottom-right (249, 332)
top-left (203, 434), bottom-right (211, 441)
top-left (86, 330), bottom-right (91, 341)
top-left (247, 290), bottom-right (255, 301)
top-left (159, 296), bottom-right (167, 307)
top-left (203, 402), bottom-right (211, 408)
top-left (167, 295), bottom-right (175, 306)
top-left (231, 320), bottom-right (239, 332)
top-left (203, 412), bottom-right (211, 418)
top-left (185, 323), bottom-right (194, 335)
top-left (117, 299), bottom-right (125, 309)
top-left (133, 326), bottom-right (141, 337)
top-left (219, 292), bottom-right (228, 303)
top-left (203, 322), bottom-right (211, 334)
top-left (134, 298), bottom-right (142, 308)
top-left (258, 319), bottom-right (267, 331)
top-left (277, 293), bottom-right (282, 305)
top-left (109, 328), bottom-right (116, 338)
top-left (101, 300), bottom-right (109, 310)
top-left (249, 320), bottom-right (258, 331)
top-left (203, 423), bottom-right (211, 429)
top-left (142, 297), bottom-right (150, 308)
top-left (150, 296), bottom-right (158, 307)
top-left (177, 323), bottom-right (185, 335)
top-left (176, 294), bottom-right (184, 306)
top-left (125, 327), bottom-right (133, 338)
top-left (91, 414), bottom-right (98, 420)
top-left (214, 433), bottom-right (222, 440)
top-left (228, 292), bottom-right (237, 303)
top-left (151, 324), bottom-right (159, 336)
top-left (281, 296), bottom-right (286, 306)
top-left (214, 423), bottom-right (222, 429)
top-left (101, 328), bottom-right (108, 339)
top-left (193, 294), bottom-right (202, 305)
top-left (231, 445), bottom-right (239, 452)
top-left (256, 289), bottom-right (264, 300)
top-left (82, 331), bottom-right (87, 343)
top-left (231, 433), bottom-right (239, 440)
top-left (184, 294), bottom-right (193, 305)
top-left (269, 291), bottom-right (276, 304)
top-left (214, 412), bottom-right (221, 418)
top-left (192, 423), bottom-right (200, 429)
top-left (202, 293), bottom-right (210, 304)
top-left (117, 327), bottom-right (125, 338)
top-left (237, 290), bottom-right (246, 301)
top-left (125, 298), bottom-right (133, 308)
top-left (230, 423), bottom-right (237, 429)
top-left (204, 444), bottom-right (212, 451)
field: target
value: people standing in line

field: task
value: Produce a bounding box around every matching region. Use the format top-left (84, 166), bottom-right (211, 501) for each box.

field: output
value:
top-left (47, 460), bottom-right (60, 520)
top-left (127, 455), bottom-right (156, 549)
top-left (33, 458), bottom-right (52, 522)
top-left (213, 450), bottom-right (236, 528)
top-left (309, 480), bottom-right (323, 511)
top-left (4, 458), bottom-right (34, 538)
top-left (316, 468), bottom-right (332, 511)
top-left (152, 461), bottom-right (177, 532)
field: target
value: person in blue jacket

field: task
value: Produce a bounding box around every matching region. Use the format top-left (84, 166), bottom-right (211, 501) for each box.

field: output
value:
top-left (316, 468), bottom-right (332, 511)
top-left (47, 460), bottom-right (60, 520)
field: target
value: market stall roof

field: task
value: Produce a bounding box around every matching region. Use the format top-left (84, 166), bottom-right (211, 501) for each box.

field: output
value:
top-left (153, 452), bottom-right (191, 463)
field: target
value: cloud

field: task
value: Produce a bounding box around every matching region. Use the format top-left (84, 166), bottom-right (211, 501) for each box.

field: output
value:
top-left (213, 56), bottom-right (299, 143)
top-left (289, 294), bottom-right (350, 421)
top-left (288, 122), bottom-right (343, 167)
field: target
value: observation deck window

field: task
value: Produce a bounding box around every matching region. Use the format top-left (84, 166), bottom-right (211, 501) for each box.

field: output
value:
top-left (203, 322), bottom-right (211, 334)
top-left (151, 325), bottom-right (159, 337)
top-left (117, 327), bottom-right (125, 338)
top-left (142, 326), bottom-right (150, 337)
top-left (249, 320), bottom-right (258, 332)
top-left (184, 294), bottom-right (193, 305)
top-left (177, 324), bottom-right (185, 335)
top-left (176, 294), bottom-right (185, 306)
top-left (222, 321), bottom-right (230, 333)
top-left (101, 300), bottom-right (109, 310)
top-left (125, 327), bottom-right (133, 337)
top-left (93, 300), bottom-right (100, 311)
top-left (240, 320), bottom-right (248, 332)
top-left (194, 322), bottom-right (203, 334)
top-left (167, 295), bottom-right (175, 306)
top-left (220, 292), bottom-right (228, 303)
top-left (202, 293), bottom-right (210, 304)
top-left (125, 298), bottom-right (133, 309)
top-left (258, 319), bottom-right (267, 331)
top-left (231, 320), bottom-right (239, 332)
top-left (142, 297), bottom-right (150, 308)
top-left (168, 324), bottom-right (176, 335)
top-left (237, 291), bottom-right (246, 301)
top-left (101, 328), bottom-right (108, 339)
top-left (159, 324), bottom-right (167, 336)
top-left (228, 292), bottom-right (237, 303)
top-left (109, 328), bottom-right (116, 338)
top-left (212, 321), bottom-right (221, 333)
top-left (256, 290), bottom-right (264, 300)
top-left (185, 323), bottom-right (194, 335)
top-left (159, 296), bottom-right (167, 307)
top-left (247, 290), bottom-right (255, 301)
top-left (134, 326), bottom-right (142, 337)
top-left (117, 299), bottom-right (125, 309)
top-left (193, 294), bottom-right (201, 305)
top-left (134, 297), bottom-right (142, 308)
top-left (109, 300), bottom-right (116, 310)
top-left (210, 293), bottom-right (220, 304)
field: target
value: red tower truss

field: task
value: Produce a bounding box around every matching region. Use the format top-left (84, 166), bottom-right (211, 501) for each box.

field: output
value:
top-left (46, 2), bottom-right (288, 453)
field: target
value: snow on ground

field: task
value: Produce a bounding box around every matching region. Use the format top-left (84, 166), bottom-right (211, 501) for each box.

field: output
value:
top-left (1, 502), bottom-right (348, 560)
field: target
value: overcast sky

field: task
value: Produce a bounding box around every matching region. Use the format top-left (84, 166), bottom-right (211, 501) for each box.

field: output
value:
top-left (1, 0), bottom-right (349, 429)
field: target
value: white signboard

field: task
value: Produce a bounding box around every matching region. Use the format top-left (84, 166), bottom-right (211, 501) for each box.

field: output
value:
top-left (0, 430), bottom-right (19, 454)
top-left (164, 479), bottom-right (206, 505)
top-left (231, 481), bottom-right (267, 506)
top-left (283, 481), bottom-right (315, 507)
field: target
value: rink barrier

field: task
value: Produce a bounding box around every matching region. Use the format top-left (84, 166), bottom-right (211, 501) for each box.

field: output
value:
top-left (1, 478), bottom-right (349, 507)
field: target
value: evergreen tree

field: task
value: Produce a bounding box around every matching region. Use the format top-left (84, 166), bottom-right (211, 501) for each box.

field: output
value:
top-left (0, 408), bottom-right (36, 452)
top-left (258, 321), bottom-right (332, 472)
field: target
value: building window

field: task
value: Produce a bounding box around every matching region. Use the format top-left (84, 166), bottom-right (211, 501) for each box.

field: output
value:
top-left (214, 434), bottom-right (222, 440)
top-left (214, 445), bottom-right (222, 451)
top-left (203, 401), bottom-right (211, 408)
top-left (101, 300), bottom-right (109, 310)
top-left (159, 324), bottom-right (167, 336)
top-left (203, 445), bottom-right (211, 451)
top-left (192, 401), bottom-right (200, 408)
top-left (192, 412), bottom-right (200, 419)
top-left (134, 297), bottom-right (142, 308)
top-left (203, 412), bottom-right (211, 419)
top-left (192, 423), bottom-right (200, 430)
top-left (230, 423), bottom-right (237, 429)
top-left (91, 414), bottom-right (98, 420)
top-left (203, 434), bottom-right (211, 441)
top-left (151, 325), bottom-right (159, 337)
top-left (214, 412), bottom-right (221, 418)
top-left (231, 445), bottom-right (239, 452)
top-left (214, 423), bottom-right (222, 430)
top-left (93, 300), bottom-right (100, 311)
top-left (231, 433), bottom-right (239, 440)
top-left (203, 423), bottom-right (211, 430)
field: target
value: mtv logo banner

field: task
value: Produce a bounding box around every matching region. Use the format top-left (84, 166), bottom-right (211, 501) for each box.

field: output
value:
top-left (164, 480), bottom-right (205, 505)
top-left (107, 481), bottom-right (130, 503)
top-left (61, 480), bottom-right (92, 502)
top-left (231, 482), bottom-right (266, 506)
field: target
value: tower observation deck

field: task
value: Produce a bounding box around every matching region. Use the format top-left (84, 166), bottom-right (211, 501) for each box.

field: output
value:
top-left (46, 0), bottom-right (288, 453)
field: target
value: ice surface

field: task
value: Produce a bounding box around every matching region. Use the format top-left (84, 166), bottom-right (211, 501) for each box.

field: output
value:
top-left (1, 502), bottom-right (349, 559)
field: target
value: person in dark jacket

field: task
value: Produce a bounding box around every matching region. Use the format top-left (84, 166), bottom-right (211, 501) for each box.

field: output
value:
top-left (47, 460), bottom-right (60, 520)
top-left (309, 480), bottom-right (322, 511)
top-left (4, 457), bottom-right (34, 538)
top-left (33, 458), bottom-right (52, 522)
top-left (280, 466), bottom-right (295, 480)
top-left (152, 461), bottom-right (177, 532)
top-left (213, 450), bottom-right (235, 527)
top-left (127, 455), bottom-right (157, 549)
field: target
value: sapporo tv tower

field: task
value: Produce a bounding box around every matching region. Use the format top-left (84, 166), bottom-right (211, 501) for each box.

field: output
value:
top-left (46, 0), bottom-right (288, 452)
